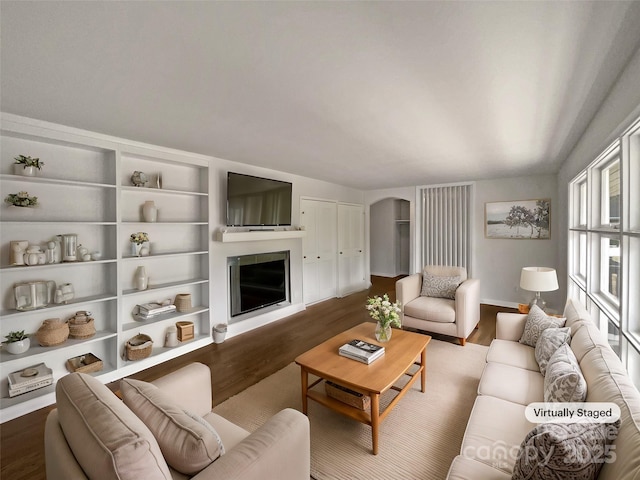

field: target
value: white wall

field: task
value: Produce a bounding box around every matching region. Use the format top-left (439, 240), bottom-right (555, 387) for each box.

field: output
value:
top-left (557, 47), bottom-right (640, 299)
top-left (474, 175), bottom-right (561, 310)
top-left (370, 199), bottom-right (395, 276)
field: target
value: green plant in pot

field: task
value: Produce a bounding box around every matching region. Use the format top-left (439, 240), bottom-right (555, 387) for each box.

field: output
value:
top-left (13, 155), bottom-right (44, 176)
top-left (4, 330), bottom-right (30, 355)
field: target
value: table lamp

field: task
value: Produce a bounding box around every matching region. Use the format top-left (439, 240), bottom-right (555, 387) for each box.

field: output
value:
top-left (520, 267), bottom-right (558, 311)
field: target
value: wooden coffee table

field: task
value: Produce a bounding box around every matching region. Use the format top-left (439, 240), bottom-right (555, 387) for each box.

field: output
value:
top-left (295, 322), bottom-right (431, 454)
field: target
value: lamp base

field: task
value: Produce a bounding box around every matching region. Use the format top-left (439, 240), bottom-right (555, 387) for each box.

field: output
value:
top-left (529, 292), bottom-right (547, 311)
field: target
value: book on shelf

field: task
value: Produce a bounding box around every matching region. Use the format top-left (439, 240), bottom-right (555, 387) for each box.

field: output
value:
top-left (8, 377), bottom-right (54, 397)
top-left (338, 339), bottom-right (385, 364)
top-left (135, 303), bottom-right (177, 318)
top-left (8, 362), bottom-right (53, 389)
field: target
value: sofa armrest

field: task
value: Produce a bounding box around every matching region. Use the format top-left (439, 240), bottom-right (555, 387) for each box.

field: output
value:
top-left (496, 312), bottom-right (528, 341)
top-left (151, 362), bottom-right (212, 416)
top-left (45, 410), bottom-right (89, 480)
top-left (454, 278), bottom-right (480, 338)
top-left (193, 408), bottom-right (310, 480)
top-left (396, 273), bottom-right (422, 309)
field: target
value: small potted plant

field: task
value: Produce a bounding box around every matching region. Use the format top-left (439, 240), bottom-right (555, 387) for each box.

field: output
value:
top-left (130, 232), bottom-right (150, 256)
top-left (4, 191), bottom-right (38, 208)
top-left (13, 155), bottom-right (44, 177)
top-left (4, 330), bottom-right (30, 355)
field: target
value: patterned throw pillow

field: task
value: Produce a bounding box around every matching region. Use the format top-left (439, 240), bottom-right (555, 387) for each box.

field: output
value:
top-left (535, 327), bottom-right (571, 376)
top-left (420, 272), bottom-right (462, 299)
top-left (519, 305), bottom-right (566, 347)
top-left (544, 343), bottom-right (587, 402)
top-left (512, 421), bottom-right (619, 480)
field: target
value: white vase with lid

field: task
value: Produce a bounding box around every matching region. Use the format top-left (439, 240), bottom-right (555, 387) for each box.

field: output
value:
top-left (142, 201), bottom-right (157, 223)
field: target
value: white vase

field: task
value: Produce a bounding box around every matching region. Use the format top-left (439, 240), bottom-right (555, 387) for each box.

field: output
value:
top-left (142, 201), bottom-right (157, 223)
top-left (13, 164), bottom-right (37, 176)
top-left (131, 242), bottom-right (144, 257)
top-left (6, 337), bottom-right (30, 355)
top-left (134, 266), bottom-right (148, 291)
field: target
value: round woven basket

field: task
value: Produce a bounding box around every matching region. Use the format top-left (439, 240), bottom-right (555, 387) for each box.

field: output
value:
top-left (68, 315), bottom-right (96, 339)
top-left (174, 293), bottom-right (192, 312)
top-left (37, 319), bottom-right (69, 347)
top-left (125, 333), bottom-right (153, 361)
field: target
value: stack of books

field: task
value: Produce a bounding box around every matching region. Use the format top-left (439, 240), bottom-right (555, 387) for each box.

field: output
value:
top-left (8, 363), bottom-right (53, 397)
top-left (135, 302), bottom-right (176, 320)
top-left (338, 339), bottom-right (385, 364)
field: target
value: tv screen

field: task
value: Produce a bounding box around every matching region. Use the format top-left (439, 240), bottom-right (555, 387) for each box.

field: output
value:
top-left (226, 172), bottom-right (292, 227)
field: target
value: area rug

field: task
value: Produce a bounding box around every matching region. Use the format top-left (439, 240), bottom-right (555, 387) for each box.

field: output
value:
top-left (212, 339), bottom-right (488, 479)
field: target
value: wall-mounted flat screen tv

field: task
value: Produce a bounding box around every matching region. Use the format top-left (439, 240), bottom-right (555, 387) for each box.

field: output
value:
top-left (226, 172), bottom-right (292, 227)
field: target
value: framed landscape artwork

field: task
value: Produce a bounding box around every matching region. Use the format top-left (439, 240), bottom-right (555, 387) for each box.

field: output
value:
top-left (485, 199), bottom-right (551, 239)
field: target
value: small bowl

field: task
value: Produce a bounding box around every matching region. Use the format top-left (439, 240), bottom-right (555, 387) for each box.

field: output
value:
top-left (5, 337), bottom-right (30, 355)
top-left (91, 251), bottom-right (102, 261)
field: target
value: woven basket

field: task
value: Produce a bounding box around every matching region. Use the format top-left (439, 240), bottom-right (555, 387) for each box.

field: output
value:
top-left (36, 319), bottom-right (69, 347)
top-left (125, 334), bottom-right (153, 361)
top-left (174, 293), bottom-right (192, 312)
top-left (68, 313), bottom-right (96, 339)
top-left (325, 381), bottom-right (370, 410)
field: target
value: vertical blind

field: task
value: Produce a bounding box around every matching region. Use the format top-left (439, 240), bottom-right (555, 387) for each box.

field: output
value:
top-left (420, 184), bottom-right (472, 272)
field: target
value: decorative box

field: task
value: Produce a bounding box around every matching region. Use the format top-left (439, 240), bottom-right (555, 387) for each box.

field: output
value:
top-left (176, 321), bottom-right (194, 342)
top-left (66, 353), bottom-right (103, 374)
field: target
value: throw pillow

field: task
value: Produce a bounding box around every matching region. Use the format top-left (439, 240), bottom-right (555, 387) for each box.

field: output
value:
top-left (544, 343), bottom-right (587, 402)
top-left (512, 421), bottom-right (619, 480)
top-left (535, 327), bottom-right (571, 376)
top-left (121, 378), bottom-right (224, 475)
top-left (519, 305), bottom-right (566, 347)
top-left (420, 272), bottom-right (461, 299)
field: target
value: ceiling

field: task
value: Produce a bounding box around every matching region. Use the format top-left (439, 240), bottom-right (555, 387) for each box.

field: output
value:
top-left (2, 1), bottom-right (640, 190)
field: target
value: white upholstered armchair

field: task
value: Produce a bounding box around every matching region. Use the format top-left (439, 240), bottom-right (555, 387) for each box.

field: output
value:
top-left (396, 265), bottom-right (480, 346)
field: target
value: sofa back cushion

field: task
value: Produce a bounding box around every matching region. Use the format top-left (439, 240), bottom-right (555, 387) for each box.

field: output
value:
top-left (571, 322), bottom-right (609, 363)
top-left (563, 297), bottom-right (592, 334)
top-left (121, 378), bottom-right (224, 475)
top-left (580, 346), bottom-right (640, 480)
top-left (55, 372), bottom-right (172, 480)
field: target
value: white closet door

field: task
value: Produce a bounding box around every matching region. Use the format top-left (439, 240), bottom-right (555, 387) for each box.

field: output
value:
top-left (338, 203), bottom-right (366, 297)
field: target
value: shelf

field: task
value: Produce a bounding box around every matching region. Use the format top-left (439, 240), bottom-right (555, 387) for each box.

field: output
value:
top-left (122, 278), bottom-right (208, 296)
top-left (121, 221), bottom-right (207, 226)
top-left (0, 221), bottom-right (117, 226)
top-left (121, 185), bottom-right (207, 197)
top-left (122, 251), bottom-right (208, 261)
top-left (122, 306), bottom-right (209, 332)
top-left (0, 293), bottom-right (117, 320)
top-left (1, 259), bottom-right (116, 272)
top-left (0, 174), bottom-right (115, 189)
top-left (0, 331), bottom-right (118, 364)
top-left (217, 229), bottom-right (306, 242)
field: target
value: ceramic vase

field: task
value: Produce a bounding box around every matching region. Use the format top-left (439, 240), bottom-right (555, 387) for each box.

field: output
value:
top-left (13, 164), bottom-right (37, 176)
top-left (5, 337), bottom-right (30, 355)
top-left (134, 266), bottom-right (148, 291)
top-left (375, 322), bottom-right (392, 343)
top-left (142, 201), bottom-right (157, 223)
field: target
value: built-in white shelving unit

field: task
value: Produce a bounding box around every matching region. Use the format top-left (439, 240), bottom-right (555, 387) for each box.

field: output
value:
top-left (0, 114), bottom-right (212, 422)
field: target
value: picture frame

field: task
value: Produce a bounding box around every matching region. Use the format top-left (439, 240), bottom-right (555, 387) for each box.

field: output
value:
top-left (485, 199), bottom-right (551, 239)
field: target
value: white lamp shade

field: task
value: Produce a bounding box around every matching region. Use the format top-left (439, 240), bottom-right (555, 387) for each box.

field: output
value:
top-left (520, 267), bottom-right (559, 292)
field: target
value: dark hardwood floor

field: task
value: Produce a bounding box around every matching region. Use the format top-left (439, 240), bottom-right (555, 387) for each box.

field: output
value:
top-left (0, 276), bottom-right (513, 480)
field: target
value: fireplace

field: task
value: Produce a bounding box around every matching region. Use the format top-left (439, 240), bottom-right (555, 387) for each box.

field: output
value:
top-left (228, 251), bottom-right (290, 318)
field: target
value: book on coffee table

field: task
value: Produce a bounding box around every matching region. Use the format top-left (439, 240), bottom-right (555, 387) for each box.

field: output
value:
top-left (338, 339), bottom-right (385, 364)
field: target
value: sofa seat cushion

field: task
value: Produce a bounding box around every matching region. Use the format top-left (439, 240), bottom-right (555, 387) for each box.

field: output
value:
top-left (404, 296), bottom-right (456, 323)
top-left (478, 362), bottom-right (544, 405)
top-left (203, 411), bottom-right (251, 452)
top-left (121, 378), bottom-right (224, 475)
top-left (460, 395), bottom-right (536, 474)
top-left (519, 305), bottom-right (566, 347)
top-left (55, 372), bottom-right (172, 480)
top-left (544, 343), bottom-right (587, 403)
top-left (447, 455), bottom-right (512, 480)
top-left (486, 339), bottom-right (539, 371)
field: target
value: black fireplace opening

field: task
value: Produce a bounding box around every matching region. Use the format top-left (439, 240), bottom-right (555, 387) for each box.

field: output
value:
top-left (229, 251), bottom-right (290, 317)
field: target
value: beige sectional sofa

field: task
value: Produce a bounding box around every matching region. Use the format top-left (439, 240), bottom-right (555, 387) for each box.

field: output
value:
top-left (45, 362), bottom-right (310, 480)
top-left (447, 298), bottom-right (640, 480)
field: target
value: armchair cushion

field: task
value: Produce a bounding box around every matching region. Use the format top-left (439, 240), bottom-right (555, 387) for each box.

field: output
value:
top-left (420, 271), bottom-right (462, 300)
top-left (519, 305), bottom-right (566, 347)
top-left (121, 378), bottom-right (224, 475)
top-left (404, 296), bottom-right (456, 323)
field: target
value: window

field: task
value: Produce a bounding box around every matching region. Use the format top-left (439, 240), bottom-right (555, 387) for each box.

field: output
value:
top-left (569, 116), bottom-right (640, 389)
